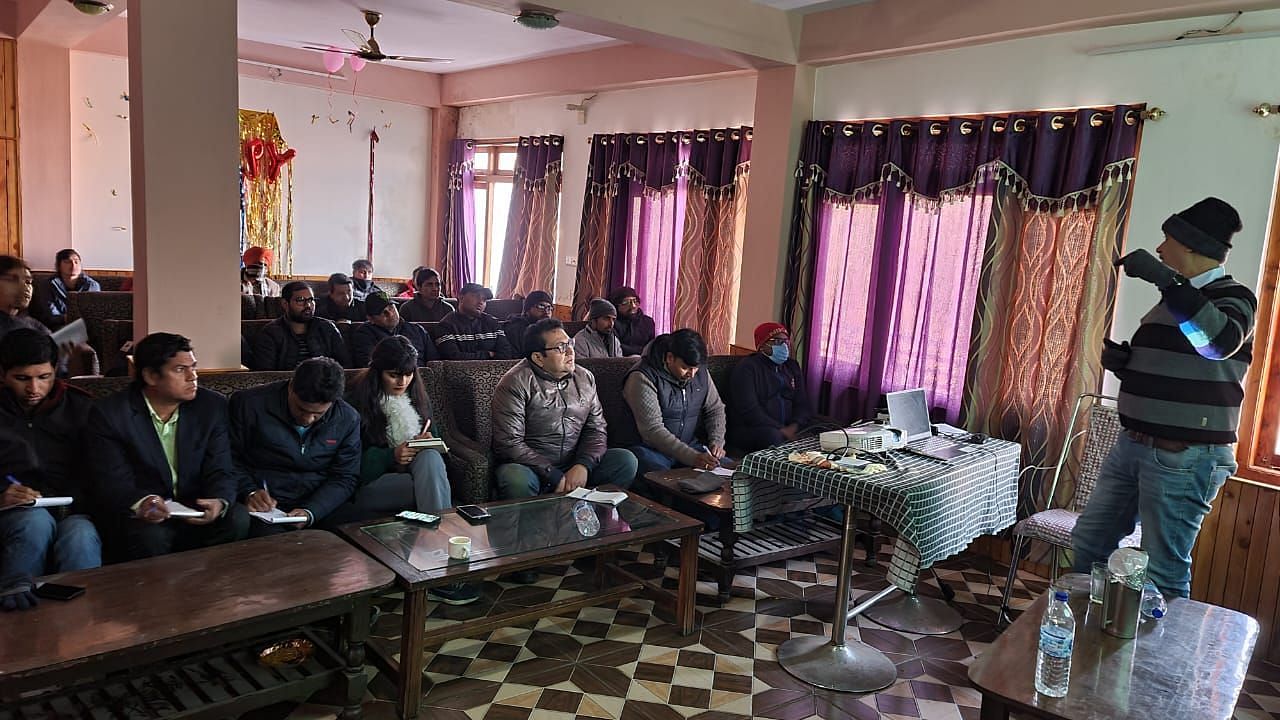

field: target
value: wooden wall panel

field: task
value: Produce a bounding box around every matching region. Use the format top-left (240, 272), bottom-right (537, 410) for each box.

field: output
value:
top-left (0, 39), bottom-right (17, 258)
top-left (1190, 477), bottom-right (1280, 663)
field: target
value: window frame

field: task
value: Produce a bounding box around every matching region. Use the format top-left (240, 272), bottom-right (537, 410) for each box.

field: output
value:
top-left (1235, 182), bottom-right (1280, 487)
top-left (471, 140), bottom-right (519, 288)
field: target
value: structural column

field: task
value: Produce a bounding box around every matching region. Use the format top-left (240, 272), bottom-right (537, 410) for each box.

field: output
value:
top-left (127, 0), bottom-right (240, 368)
top-left (735, 64), bottom-right (814, 349)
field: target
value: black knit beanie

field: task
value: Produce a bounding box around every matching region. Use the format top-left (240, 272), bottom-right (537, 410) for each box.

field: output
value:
top-left (1161, 197), bottom-right (1242, 262)
top-left (522, 290), bottom-right (553, 313)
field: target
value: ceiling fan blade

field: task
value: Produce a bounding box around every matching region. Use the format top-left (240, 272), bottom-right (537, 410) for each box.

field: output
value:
top-left (387, 55), bottom-right (455, 63)
top-left (342, 29), bottom-right (373, 52)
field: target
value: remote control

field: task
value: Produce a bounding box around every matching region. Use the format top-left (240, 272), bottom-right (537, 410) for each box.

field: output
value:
top-left (397, 510), bottom-right (440, 525)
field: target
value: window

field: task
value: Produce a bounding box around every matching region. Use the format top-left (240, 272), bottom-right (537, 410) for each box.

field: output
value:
top-left (472, 141), bottom-right (518, 290)
top-left (1236, 185), bottom-right (1280, 486)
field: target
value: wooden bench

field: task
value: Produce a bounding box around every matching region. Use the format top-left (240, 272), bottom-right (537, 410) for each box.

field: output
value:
top-left (0, 531), bottom-right (394, 720)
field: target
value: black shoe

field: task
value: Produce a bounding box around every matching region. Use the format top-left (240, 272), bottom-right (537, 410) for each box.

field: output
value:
top-left (506, 569), bottom-right (538, 585)
top-left (428, 582), bottom-right (480, 605)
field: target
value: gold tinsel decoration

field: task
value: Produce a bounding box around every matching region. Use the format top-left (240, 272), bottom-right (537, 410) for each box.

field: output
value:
top-left (239, 109), bottom-right (296, 275)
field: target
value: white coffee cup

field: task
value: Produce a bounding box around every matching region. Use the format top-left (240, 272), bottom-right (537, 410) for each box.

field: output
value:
top-left (448, 536), bottom-right (471, 560)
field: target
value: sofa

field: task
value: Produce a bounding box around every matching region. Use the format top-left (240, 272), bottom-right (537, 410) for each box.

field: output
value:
top-left (66, 355), bottom-right (744, 505)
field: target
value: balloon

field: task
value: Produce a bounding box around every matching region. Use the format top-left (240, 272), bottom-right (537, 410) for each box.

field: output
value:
top-left (348, 56), bottom-right (366, 73)
top-left (322, 50), bottom-right (344, 74)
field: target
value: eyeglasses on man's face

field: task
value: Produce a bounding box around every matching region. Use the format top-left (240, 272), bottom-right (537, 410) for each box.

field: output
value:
top-left (617, 298), bottom-right (640, 307)
top-left (291, 296), bottom-right (316, 305)
top-left (766, 336), bottom-right (790, 347)
top-left (541, 340), bottom-right (575, 355)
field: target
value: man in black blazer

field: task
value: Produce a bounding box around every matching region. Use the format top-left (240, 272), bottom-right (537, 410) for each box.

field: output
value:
top-left (89, 333), bottom-right (249, 559)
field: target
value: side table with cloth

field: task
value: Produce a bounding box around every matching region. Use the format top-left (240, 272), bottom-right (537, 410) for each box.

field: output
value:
top-left (731, 435), bottom-right (1020, 692)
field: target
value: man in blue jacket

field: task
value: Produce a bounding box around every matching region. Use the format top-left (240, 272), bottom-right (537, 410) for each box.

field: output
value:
top-left (231, 357), bottom-right (362, 534)
top-left (89, 333), bottom-right (249, 559)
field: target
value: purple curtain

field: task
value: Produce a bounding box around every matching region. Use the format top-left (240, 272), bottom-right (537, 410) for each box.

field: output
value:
top-left (497, 135), bottom-right (564, 299)
top-left (440, 138), bottom-right (476, 297)
top-left (790, 107), bottom-right (1145, 423)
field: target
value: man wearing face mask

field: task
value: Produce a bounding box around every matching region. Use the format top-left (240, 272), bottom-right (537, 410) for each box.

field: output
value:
top-left (573, 298), bottom-right (623, 358)
top-left (728, 322), bottom-right (814, 453)
top-left (622, 329), bottom-right (727, 484)
top-left (240, 247), bottom-right (281, 298)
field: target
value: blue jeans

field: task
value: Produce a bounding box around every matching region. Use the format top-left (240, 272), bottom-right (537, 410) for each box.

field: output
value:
top-left (324, 449), bottom-right (452, 528)
top-left (0, 509), bottom-right (102, 578)
top-left (1071, 433), bottom-right (1234, 598)
top-left (495, 448), bottom-right (638, 500)
top-left (630, 443), bottom-right (706, 479)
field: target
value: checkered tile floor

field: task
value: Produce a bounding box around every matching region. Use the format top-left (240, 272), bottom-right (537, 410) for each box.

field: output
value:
top-left (247, 547), bottom-right (1280, 720)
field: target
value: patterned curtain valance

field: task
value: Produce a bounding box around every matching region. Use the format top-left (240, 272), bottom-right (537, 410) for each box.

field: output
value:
top-left (798, 106), bottom-right (1143, 214)
top-left (584, 127), bottom-right (753, 197)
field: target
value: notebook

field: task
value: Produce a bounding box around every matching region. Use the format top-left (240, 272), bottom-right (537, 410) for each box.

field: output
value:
top-left (164, 500), bottom-right (204, 518)
top-left (407, 437), bottom-right (449, 453)
top-left (1, 496), bottom-right (72, 511)
top-left (250, 508), bottom-right (309, 524)
top-left (566, 487), bottom-right (628, 506)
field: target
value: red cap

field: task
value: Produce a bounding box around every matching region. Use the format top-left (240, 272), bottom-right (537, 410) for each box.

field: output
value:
top-left (754, 322), bottom-right (787, 349)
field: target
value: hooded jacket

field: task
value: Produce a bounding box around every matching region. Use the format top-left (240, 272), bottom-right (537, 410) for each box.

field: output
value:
top-left (491, 359), bottom-right (607, 491)
top-left (229, 380), bottom-right (361, 522)
top-left (0, 382), bottom-right (94, 504)
top-left (621, 340), bottom-right (726, 465)
top-left (436, 311), bottom-right (516, 360)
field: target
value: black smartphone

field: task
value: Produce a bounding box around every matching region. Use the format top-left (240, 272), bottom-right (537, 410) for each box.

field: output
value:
top-left (456, 504), bottom-right (492, 524)
top-left (34, 582), bottom-right (85, 601)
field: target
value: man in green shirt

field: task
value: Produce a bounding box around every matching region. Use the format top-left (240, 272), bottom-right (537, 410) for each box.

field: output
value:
top-left (88, 333), bottom-right (248, 559)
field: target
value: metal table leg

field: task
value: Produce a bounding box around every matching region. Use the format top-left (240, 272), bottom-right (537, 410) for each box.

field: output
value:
top-left (778, 503), bottom-right (897, 693)
top-left (855, 569), bottom-right (963, 635)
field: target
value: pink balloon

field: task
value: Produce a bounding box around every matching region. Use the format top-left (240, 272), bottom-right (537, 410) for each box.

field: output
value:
top-left (322, 50), bottom-right (344, 74)
top-left (348, 56), bottom-right (366, 73)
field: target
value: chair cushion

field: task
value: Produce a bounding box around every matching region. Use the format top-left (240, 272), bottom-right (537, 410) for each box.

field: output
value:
top-left (1012, 508), bottom-right (1142, 549)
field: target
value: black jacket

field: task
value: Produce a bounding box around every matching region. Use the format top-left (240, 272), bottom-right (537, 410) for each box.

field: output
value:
top-left (350, 320), bottom-right (437, 367)
top-left (436, 311), bottom-right (516, 360)
top-left (399, 296), bottom-right (454, 323)
top-left (88, 387), bottom-right (240, 516)
top-left (315, 295), bottom-right (365, 323)
top-left (503, 313), bottom-right (537, 355)
top-left (229, 381), bottom-right (361, 522)
top-left (0, 382), bottom-right (94, 504)
top-left (728, 352), bottom-right (813, 435)
top-left (615, 312), bottom-right (656, 357)
top-left (250, 316), bottom-right (351, 370)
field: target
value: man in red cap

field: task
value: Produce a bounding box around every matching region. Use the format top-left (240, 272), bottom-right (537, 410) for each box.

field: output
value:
top-left (1072, 196), bottom-right (1255, 600)
top-left (727, 322), bottom-right (814, 452)
top-left (240, 246), bottom-right (280, 297)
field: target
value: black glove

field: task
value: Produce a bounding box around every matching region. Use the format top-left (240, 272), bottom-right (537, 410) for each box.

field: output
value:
top-left (0, 573), bottom-right (38, 612)
top-left (1101, 339), bottom-right (1131, 373)
top-left (1115, 249), bottom-right (1180, 289)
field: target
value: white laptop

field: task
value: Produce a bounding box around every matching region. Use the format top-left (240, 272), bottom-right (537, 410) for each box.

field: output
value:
top-left (886, 388), bottom-right (970, 462)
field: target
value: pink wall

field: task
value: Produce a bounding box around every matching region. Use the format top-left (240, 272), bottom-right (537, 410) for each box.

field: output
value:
top-left (16, 39), bottom-right (71, 268)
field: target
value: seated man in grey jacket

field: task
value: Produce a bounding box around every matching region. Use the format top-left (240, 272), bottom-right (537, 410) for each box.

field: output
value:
top-left (491, 318), bottom-right (637, 500)
top-left (623, 329), bottom-right (727, 482)
top-left (573, 298), bottom-right (623, 358)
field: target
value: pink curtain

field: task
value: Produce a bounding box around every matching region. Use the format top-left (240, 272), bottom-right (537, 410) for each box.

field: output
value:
top-left (497, 135), bottom-right (563, 299)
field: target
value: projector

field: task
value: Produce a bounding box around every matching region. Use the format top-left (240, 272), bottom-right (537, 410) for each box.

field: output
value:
top-left (820, 425), bottom-right (906, 454)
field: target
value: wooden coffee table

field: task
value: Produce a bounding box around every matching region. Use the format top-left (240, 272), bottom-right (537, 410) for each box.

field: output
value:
top-left (646, 467), bottom-right (849, 603)
top-left (969, 590), bottom-right (1259, 719)
top-left (0, 530), bottom-right (394, 720)
top-left (339, 491), bottom-right (703, 719)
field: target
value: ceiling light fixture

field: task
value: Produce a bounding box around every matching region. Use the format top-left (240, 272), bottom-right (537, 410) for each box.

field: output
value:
top-left (68, 0), bottom-right (114, 16)
top-left (514, 10), bottom-right (559, 30)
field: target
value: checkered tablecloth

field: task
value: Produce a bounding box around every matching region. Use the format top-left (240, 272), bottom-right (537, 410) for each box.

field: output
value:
top-left (732, 435), bottom-right (1020, 592)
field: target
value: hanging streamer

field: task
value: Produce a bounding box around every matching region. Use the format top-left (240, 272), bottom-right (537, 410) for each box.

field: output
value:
top-left (367, 128), bottom-right (379, 265)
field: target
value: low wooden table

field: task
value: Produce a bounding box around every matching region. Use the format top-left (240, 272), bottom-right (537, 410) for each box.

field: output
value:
top-left (969, 590), bottom-right (1259, 719)
top-left (0, 530), bottom-right (394, 720)
top-left (646, 467), bottom-right (849, 603)
top-left (339, 491), bottom-right (703, 719)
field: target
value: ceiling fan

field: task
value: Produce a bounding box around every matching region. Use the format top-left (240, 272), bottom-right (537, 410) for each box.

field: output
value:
top-left (304, 10), bottom-right (453, 65)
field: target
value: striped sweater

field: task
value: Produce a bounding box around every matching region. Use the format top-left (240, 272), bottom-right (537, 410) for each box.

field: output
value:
top-left (1118, 274), bottom-right (1256, 444)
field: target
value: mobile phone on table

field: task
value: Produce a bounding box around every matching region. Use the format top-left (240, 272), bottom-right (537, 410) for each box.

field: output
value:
top-left (34, 582), bottom-right (86, 601)
top-left (456, 504), bottom-right (492, 524)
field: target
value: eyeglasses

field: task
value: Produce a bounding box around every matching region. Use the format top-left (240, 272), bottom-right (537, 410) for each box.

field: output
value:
top-left (766, 336), bottom-right (790, 347)
top-left (617, 298), bottom-right (640, 307)
top-left (534, 303), bottom-right (554, 312)
top-left (541, 340), bottom-right (574, 355)
top-left (291, 297), bottom-right (316, 305)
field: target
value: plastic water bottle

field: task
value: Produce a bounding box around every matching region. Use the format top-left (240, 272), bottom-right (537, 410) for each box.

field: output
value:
top-left (573, 501), bottom-right (600, 537)
top-left (1035, 590), bottom-right (1075, 697)
top-left (1140, 581), bottom-right (1167, 619)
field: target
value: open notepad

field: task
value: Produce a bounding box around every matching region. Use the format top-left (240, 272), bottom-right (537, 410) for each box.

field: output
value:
top-left (1, 496), bottom-right (73, 511)
top-left (566, 487), bottom-right (628, 506)
top-left (250, 508), bottom-right (308, 525)
top-left (407, 437), bottom-right (449, 453)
